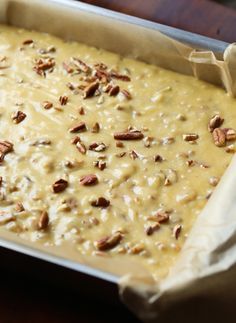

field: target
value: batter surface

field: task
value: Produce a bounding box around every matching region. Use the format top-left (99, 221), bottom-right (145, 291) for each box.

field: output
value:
top-left (0, 24), bottom-right (235, 280)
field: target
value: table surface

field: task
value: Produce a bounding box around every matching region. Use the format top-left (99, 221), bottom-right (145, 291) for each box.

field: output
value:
top-left (4, 1), bottom-right (236, 322)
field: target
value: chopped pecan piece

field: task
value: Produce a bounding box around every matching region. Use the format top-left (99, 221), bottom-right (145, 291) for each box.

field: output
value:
top-left (91, 122), bottom-right (100, 133)
top-left (173, 224), bottom-right (182, 239)
top-left (33, 57), bottom-right (55, 76)
top-left (95, 232), bottom-right (122, 251)
top-left (129, 150), bottom-right (139, 160)
top-left (76, 141), bottom-right (87, 154)
top-left (116, 141), bottom-right (124, 148)
top-left (91, 197), bottom-right (110, 208)
top-left (59, 95), bottom-right (68, 106)
top-left (94, 160), bottom-right (106, 170)
top-left (0, 176), bottom-right (2, 187)
top-left (71, 136), bottom-right (81, 145)
top-left (109, 85), bottom-right (120, 96)
top-left (72, 57), bottom-right (91, 73)
top-left (212, 128), bottom-right (226, 147)
top-left (89, 142), bottom-right (106, 152)
top-left (183, 133), bottom-right (199, 142)
top-left (69, 122), bottom-right (86, 133)
top-left (110, 71), bottom-right (131, 81)
top-left (38, 211), bottom-right (49, 230)
top-left (62, 62), bottom-right (74, 74)
top-left (15, 202), bottom-right (24, 213)
top-left (208, 114), bottom-right (224, 132)
top-left (155, 211), bottom-right (170, 223)
top-left (43, 101), bottom-right (53, 110)
top-left (121, 89), bottom-right (132, 100)
top-left (23, 39), bottom-right (34, 45)
top-left (223, 128), bottom-right (236, 141)
top-left (114, 130), bottom-right (144, 140)
top-left (0, 140), bottom-right (13, 155)
top-left (146, 223), bottom-right (160, 236)
top-left (79, 106), bottom-right (85, 115)
top-left (52, 179), bottom-right (68, 193)
top-left (12, 110), bottom-right (26, 124)
top-left (154, 154), bottom-right (163, 162)
top-left (83, 81), bottom-right (99, 99)
top-left (80, 174), bottom-right (98, 185)
top-left (115, 152), bottom-right (126, 158)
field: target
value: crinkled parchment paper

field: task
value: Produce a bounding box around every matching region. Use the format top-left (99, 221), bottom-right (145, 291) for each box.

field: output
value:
top-left (1, 0), bottom-right (236, 321)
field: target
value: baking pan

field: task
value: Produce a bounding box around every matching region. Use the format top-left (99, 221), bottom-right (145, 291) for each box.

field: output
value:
top-left (0, 0), bottom-right (230, 304)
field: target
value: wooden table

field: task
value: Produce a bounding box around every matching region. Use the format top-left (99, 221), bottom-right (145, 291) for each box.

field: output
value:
top-left (3, 1), bottom-right (236, 322)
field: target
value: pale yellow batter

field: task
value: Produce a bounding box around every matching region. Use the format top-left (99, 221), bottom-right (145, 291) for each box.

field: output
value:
top-left (0, 24), bottom-right (235, 280)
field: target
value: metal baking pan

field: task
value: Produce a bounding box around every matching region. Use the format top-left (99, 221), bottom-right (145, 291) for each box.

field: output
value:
top-left (0, 0), bottom-right (230, 305)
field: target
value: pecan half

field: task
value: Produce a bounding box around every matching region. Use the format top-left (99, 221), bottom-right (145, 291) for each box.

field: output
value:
top-left (12, 110), bottom-right (26, 124)
top-left (208, 114), bottom-right (224, 132)
top-left (183, 133), bottom-right (199, 142)
top-left (173, 224), bottom-right (182, 239)
top-left (114, 130), bottom-right (144, 140)
top-left (52, 179), bottom-right (68, 193)
top-left (83, 82), bottom-right (99, 99)
top-left (38, 211), bottom-right (49, 230)
top-left (95, 232), bottom-right (122, 251)
top-left (80, 174), bottom-right (98, 185)
top-left (91, 197), bottom-right (110, 208)
top-left (59, 95), bottom-right (68, 105)
top-left (212, 128), bottom-right (226, 147)
top-left (69, 122), bottom-right (86, 133)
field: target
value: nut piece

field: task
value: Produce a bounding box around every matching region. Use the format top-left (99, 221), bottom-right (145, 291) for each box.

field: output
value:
top-left (23, 39), bottom-right (34, 45)
top-left (212, 128), bottom-right (226, 147)
top-left (94, 160), bottom-right (106, 170)
top-left (114, 130), bottom-right (144, 140)
top-left (154, 155), bottom-right (163, 162)
top-left (69, 122), bottom-right (86, 133)
top-left (83, 81), bottom-right (99, 99)
top-left (52, 179), bottom-right (68, 193)
top-left (12, 111), bottom-right (26, 124)
top-left (76, 141), bottom-right (87, 154)
top-left (0, 140), bottom-right (13, 154)
top-left (15, 202), bottom-right (25, 213)
top-left (173, 224), bottom-right (182, 239)
top-left (95, 232), bottom-right (122, 251)
top-left (208, 114), bottom-right (224, 132)
top-left (38, 211), bottom-right (49, 230)
top-left (89, 142), bottom-right (106, 152)
top-left (155, 211), bottom-right (170, 223)
top-left (91, 122), bottom-right (100, 133)
top-left (183, 133), bottom-right (199, 142)
top-left (109, 85), bottom-right (120, 96)
top-left (80, 174), bottom-right (98, 186)
top-left (223, 128), bottom-right (236, 141)
top-left (129, 150), bottom-right (139, 160)
top-left (91, 197), bottom-right (110, 208)
top-left (146, 223), bottom-right (160, 236)
top-left (43, 101), bottom-right (53, 110)
top-left (209, 176), bottom-right (219, 187)
top-left (59, 95), bottom-right (68, 105)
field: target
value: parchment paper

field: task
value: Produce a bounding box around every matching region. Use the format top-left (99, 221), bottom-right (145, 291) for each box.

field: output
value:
top-left (1, 0), bottom-right (236, 321)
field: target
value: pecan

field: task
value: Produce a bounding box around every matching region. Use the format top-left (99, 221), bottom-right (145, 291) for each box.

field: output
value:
top-left (183, 133), bottom-right (199, 142)
top-left (72, 57), bottom-right (91, 73)
top-left (110, 71), bottom-right (131, 81)
top-left (208, 114), bottom-right (224, 132)
top-left (79, 106), bottom-right (85, 115)
top-left (71, 136), bottom-right (80, 144)
top-left (52, 179), bottom-right (68, 193)
top-left (116, 141), bottom-right (124, 148)
top-left (89, 142), bottom-right (106, 152)
top-left (80, 174), bottom-right (98, 185)
top-left (23, 39), bottom-right (34, 45)
top-left (91, 122), bottom-right (100, 133)
top-left (15, 202), bottom-right (24, 213)
top-left (162, 137), bottom-right (175, 145)
top-left (12, 110), bottom-right (26, 124)
top-left (0, 176), bottom-right (2, 187)
top-left (154, 155), bottom-right (163, 162)
top-left (69, 122), bottom-right (86, 133)
top-left (76, 141), bottom-right (87, 154)
top-left (0, 141), bottom-right (13, 154)
top-left (83, 81), bottom-right (99, 99)
top-left (109, 85), bottom-right (120, 96)
top-left (145, 223), bottom-right (160, 236)
top-left (33, 57), bottom-right (55, 76)
top-left (94, 160), bottom-right (106, 170)
top-left (43, 101), bottom-right (53, 110)
top-left (129, 150), bottom-right (139, 160)
top-left (121, 89), bottom-right (132, 100)
top-left (91, 197), bottom-right (110, 208)
top-left (212, 128), bottom-right (226, 147)
top-left (38, 211), bottom-right (49, 230)
top-left (114, 130), bottom-right (144, 140)
top-left (173, 224), bottom-right (182, 239)
top-left (95, 232), bottom-right (122, 251)
top-left (155, 211), bottom-right (170, 223)
top-left (62, 62), bottom-right (74, 74)
top-left (59, 95), bottom-right (68, 106)
top-left (115, 152), bottom-right (126, 158)
top-left (223, 128), bottom-right (236, 141)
